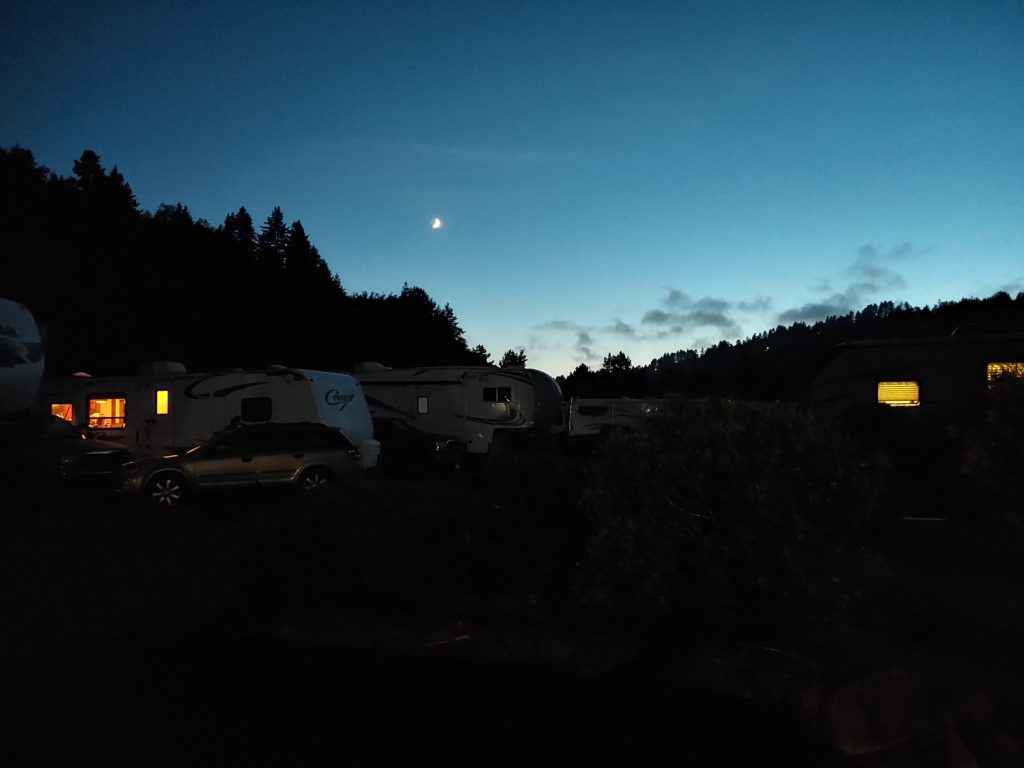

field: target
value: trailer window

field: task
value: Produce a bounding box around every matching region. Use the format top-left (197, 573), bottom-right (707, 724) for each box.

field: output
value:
top-left (577, 405), bottom-right (610, 416)
top-left (483, 387), bottom-right (512, 402)
top-left (88, 395), bottom-right (127, 428)
top-left (241, 397), bottom-right (272, 422)
top-left (155, 389), bottom-right (170, 415)
top-left (50, 403), bottom-right (74, 422)
top-left (987, 362), bottom-right (1024, 382)
top-left (877, 381), bottom-right (920, 407)
top-left (417, 396), bottom-right (429, 414)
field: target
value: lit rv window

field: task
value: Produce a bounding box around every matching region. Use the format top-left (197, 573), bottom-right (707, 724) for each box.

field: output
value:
top-left (483, 387), bottom-right (512, 402)
top-left (417, 396), bottom-right (429, 414)
top-left (155, 389), bottom-right (170, 415)
top-left (50, 403), bottom-right (74, 422)
top-left (877, 381), bottom-right (920, 407)
top-left (987, 362), bottom-right (1024, 382)
top-left (241, 397), bottom-right (272, 422)
top-left (88, 396), bottom-right (127, 428)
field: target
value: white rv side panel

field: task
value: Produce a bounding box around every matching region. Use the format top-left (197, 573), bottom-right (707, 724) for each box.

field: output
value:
top-left (0, 299), bottom-right (44, 417)
top-left (356, 366), bottom-right (563, 454)
top-left (41, 368), bottom-right (379, 466)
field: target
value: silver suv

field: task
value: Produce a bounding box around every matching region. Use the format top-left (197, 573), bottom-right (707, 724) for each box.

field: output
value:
top-left (118, 422), bottom-right (363, 508)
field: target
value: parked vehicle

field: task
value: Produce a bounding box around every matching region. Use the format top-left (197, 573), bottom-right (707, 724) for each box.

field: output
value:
top-left (118, 422), bottom-right (363, 508)
top-left (0, 298), bottom-right (44, 417)
top-left (354, 363), bottom-right (564, 456)
top-left (41, 364), bottom-right (380, 469)
top-left (567, 397), bottom-right (666, 438)
top-left (0, 413), bottom-right (132, 492)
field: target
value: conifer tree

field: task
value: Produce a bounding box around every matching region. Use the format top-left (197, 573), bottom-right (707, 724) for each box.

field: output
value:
top-left (257, 206), bottom-right (289, 269)
top-left (223, 206), bottom-right (257, 254)
top-left (499, 348), bottom-right (527, 367)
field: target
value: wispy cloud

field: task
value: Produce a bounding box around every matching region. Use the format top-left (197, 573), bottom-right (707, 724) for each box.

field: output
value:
top-left (998, 280), bottom-right (1023, 296)
top-left (606, 319), bottom-right (639, 337)
top-left (640, 290), bottom-right (744, 339)
top-left (536, 320), bottom-right (596, 359)
top-left (777, 242), bottom-right (914, 324)
top-left (738, 296), bottom-right (772, 313)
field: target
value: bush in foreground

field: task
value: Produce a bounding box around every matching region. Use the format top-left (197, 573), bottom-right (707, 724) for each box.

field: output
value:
top-left (579, 399), bottom-right (887, 636)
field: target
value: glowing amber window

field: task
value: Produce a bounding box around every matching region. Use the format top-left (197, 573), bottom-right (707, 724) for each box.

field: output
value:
top-left (50, 403), bottom-right (74, 422)
top-left (155, 389), bottom-right (170, 415)
top-left (88, 396), bottom-right (127, 429)
top-left (987, 362), bottom-right (1024, 382)
top-left (877, 381), bottom-right (920, 407)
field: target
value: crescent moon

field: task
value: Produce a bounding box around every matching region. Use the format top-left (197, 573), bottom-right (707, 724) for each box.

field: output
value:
top-left (431, 217), bottom-right (443, 230)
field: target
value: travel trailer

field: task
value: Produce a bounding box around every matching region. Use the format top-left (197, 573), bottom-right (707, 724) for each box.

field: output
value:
top-left (41, 364), bottom-right (380, 468)
top-left (568, 397), bottom-right (666, 438)
top-left (809, 333), bottom-right (1024, 423)
top-left (354, 363), bottom-right (564, 455)
top-left (809, 333), bottom-right (1024, 466)
top-left (0, 298), bottom-right (44, 417)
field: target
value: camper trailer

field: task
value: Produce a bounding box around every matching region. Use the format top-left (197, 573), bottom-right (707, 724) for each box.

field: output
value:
top-left (568, 397), bottom-right (665, 438)
top-left (0, 298), bottom-right (44, 417)
top-left (354, 363), bottom-right (564, 455)
top-left (809, 333), bottom-right (1024, 422)
top-left (809, 333), bottom-right (1024, 465)
top-left (41, 364), bottom-right (380, 468)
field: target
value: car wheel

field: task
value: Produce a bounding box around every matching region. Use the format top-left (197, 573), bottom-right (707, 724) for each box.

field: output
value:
top-left (147, 472), bottom-right (188, 508)
top-left (298, 466), bottom-right (333, 493)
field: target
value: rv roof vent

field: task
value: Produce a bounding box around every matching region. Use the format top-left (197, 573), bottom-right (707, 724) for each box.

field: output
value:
top-left (141, 361), bottom-right (187, 374)
top-left (355, 361), bottom-right (389, 373)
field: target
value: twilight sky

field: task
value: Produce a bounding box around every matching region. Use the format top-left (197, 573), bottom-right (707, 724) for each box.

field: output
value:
top-left (2, 0), bottom-right (1022, 375)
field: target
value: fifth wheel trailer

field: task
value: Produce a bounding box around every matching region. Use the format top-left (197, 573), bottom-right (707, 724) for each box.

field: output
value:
top-left (0, 298), bottom-right (44, 417)
top-left (41, 364), bottom-right (380, 468)
top-left (354, 363), bottom-right (564, 455)
top-left (567, 397), bottom-right (666, 438)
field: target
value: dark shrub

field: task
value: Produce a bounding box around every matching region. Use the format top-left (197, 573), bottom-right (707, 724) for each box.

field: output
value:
top-left (963, 374), bottom-right (1024, 528)
top-left (579, 399), bottom-right (886, 633)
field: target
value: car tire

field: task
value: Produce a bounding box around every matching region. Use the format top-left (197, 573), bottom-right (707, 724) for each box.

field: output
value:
top-left (147, 472), bottom-right (188, 509)
top-left (297, 466), bottom-right (333, 494)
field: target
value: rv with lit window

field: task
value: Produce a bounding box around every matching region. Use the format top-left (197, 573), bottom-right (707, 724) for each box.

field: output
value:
top-left (354, 363), bottom-right (564, 455)
top-left (0, 298), bottom-right (44, 417)
top-left (568, 397), bottom-right (666, 438)
top-left (808, 333), bottom-right (1024, 460)
top-left (810, 334), bottom-right (1024, 417)
top-left (40, 363), bottom-right (380, 468)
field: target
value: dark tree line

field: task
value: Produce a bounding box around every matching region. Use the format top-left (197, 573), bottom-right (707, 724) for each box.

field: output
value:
top-left (1, 146), bottom-right (489, 374)
top-left (559, 294), bottom-right (1024, 402)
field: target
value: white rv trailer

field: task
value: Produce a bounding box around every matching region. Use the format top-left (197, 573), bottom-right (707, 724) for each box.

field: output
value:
top-left (41, 364), bottom-right (380, 468)
top-left (354, 363), bottom-right (564, 454)
top-left (568, 397), bottom-right (666, 438)
top-left (0, 298), bottom-right (45, 417)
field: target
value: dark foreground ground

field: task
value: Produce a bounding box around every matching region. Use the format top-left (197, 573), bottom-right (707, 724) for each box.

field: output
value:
top-left (3, 458), bottom-right (1023, 765)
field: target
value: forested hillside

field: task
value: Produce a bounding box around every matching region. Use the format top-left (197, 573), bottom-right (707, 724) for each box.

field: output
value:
top-left (560, 293), bottom-right (1024, 401)
top-left (1, 146), bottom-right (489, 375)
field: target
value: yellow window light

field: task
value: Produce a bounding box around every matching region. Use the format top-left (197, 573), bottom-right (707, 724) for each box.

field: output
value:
top-left (156, 389), bottom-right (170, 415)
top-left (50, 403), bottom-right (74, 422)
top-left (88, 396), bottom-right (127, 429)
top-left (987, 362), bottom-right (1024, 383)
top-left (878, 381), bottom-right (920, 407)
